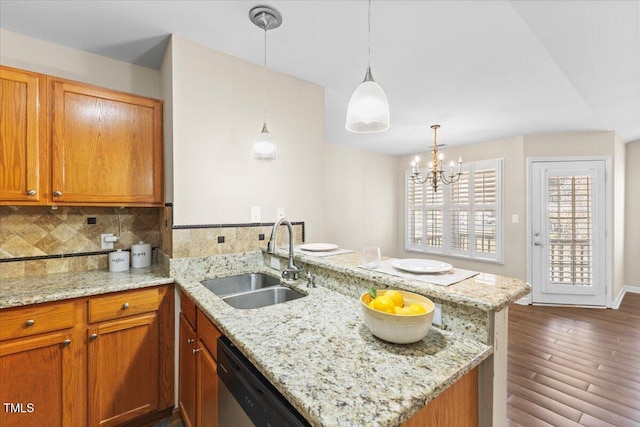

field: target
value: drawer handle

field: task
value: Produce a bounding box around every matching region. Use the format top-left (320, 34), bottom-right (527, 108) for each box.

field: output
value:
top-left (187, 338), bottom-right (195, 344)
top-left (63, 339), bottom-right (71, 346)
top-left (25, 319), bottom-right (35, 327)
top-left (90, 334), bottom-right (98, 341)
top-left (192, 348), bottom-right (201, 355)
top-left (53, 190), bottom-right (63, 197)
top-left (122, 302), bottom-right (130, 310)
top-left (27, 189), bottom-right (37, 196)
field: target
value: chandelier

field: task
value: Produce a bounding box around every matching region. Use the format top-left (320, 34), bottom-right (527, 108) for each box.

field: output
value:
top-left (410, 125), bottom-right (463, 192)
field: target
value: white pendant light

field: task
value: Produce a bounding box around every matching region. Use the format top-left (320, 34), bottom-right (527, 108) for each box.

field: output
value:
top-left (250, 6), bottom-right (281, 161)
top-left (346, 0), bottom-right (390, 133)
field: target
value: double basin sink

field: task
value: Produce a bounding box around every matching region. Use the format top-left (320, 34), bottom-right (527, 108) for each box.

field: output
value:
top-left (201, 273), bottom-right (306, 309)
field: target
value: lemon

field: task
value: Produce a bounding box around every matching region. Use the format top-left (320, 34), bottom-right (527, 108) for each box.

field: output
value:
top-left (383, 290), bottom-right (404, 307)
top-left (407, 303), bottom-right (427, 314)
top-left (373, 295), bottom-right (395, 314)
top-left (368, 300), bottom-right (375, 309)
top-left (394, 305), bottom-right (413, 315)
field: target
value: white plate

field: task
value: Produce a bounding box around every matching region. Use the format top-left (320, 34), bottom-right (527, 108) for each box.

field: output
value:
top-left (299, 243), bottom-right (339, 252)
top-left (392, 259), bottom-right (453, 274)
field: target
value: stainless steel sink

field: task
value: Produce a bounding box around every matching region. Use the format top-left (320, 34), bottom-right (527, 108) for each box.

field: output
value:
top-left (200, 273), bottom-right (306, 309)
top-left (201, 273), bottom-right (280, 297)
top-left (221, 286), bottom-right (306, 310)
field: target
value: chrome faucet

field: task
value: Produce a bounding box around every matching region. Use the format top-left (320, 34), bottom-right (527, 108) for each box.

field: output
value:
top-left (267, 218), bottom-right (301, 280)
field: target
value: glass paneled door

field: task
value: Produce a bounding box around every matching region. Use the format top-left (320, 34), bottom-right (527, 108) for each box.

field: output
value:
top-left (530, 160), bottom-right (606, 306)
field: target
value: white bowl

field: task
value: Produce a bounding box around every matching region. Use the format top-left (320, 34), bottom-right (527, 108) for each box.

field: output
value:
top-left (360, 290), bottom-right (435, 344)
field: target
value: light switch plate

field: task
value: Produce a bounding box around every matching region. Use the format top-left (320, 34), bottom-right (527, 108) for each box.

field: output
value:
top-left (512, 214), bottom-right (519, 224)
top-left (251, 206), bottom-right (261, 223)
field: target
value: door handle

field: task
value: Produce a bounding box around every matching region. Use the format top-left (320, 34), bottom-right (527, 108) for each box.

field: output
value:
top-left (534, 241), bottom-right (542, 246)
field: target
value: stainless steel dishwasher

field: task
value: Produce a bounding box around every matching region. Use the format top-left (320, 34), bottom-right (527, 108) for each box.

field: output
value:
top-left (217, 336), bottom-right (310, 427)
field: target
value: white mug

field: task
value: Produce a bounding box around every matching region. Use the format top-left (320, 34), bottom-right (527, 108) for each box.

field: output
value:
top-left (362, 247), bottom-right (381, 269)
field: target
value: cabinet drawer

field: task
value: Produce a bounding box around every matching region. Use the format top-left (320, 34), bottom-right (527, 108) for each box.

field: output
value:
top-left (197, 309), bottom-right (221, 361)
top-left (180, 290), bottom-right (196, 329)
top-left (89, 288), bottom-right (160, 323)
top-left (0, 301), bottom-right (75, 341)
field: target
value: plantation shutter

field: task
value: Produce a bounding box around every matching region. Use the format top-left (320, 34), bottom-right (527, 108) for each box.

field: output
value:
top-left (405, 159), bottom-right (502, 262)
top-left (450, 171), bottom-right (470, 253)
top-left (473, 167), bottom-right (497, 256)
top-left (548, 175), bottom-right (593, 285)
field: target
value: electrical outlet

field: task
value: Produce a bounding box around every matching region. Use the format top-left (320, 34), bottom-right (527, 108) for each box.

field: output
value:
top-left (270, 256), bottom-right (280, 270)
top-left (432, 302), bottom-right (443, 326)
top-left (101, 233), bottom-right (117, 250)
top-left (277, 207), bottom-right (286, 219)
top-left (512, 214), bottom-right (519, 224)
top-left (251, 206), bottom-right (261, 223)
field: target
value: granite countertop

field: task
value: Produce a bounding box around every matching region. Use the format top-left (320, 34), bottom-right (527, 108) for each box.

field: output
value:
top-left (0, 266), bottom-right (173, 309)
top-left (178, 266), bottom-right (492, 427)
top-left (276, 250), bottom-right (531, 312)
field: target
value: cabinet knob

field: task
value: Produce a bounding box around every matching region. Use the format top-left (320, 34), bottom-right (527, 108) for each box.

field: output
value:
top-left (192, 348), bottom-right (201, 355)
top-left (122, 302), bottom-right (130, 310)
top-left (27, 189), bottom-right (37, 196)
top-left (25, 319), bottom-right (35, 327)
top-left (187, 338), bottom-right (195, 344)
top-left (63, 339), bottom-right (71, 346)
top-left (53, 190), bottom-right (63, 197)
top-left (90, 333), bottom-right (98, 341)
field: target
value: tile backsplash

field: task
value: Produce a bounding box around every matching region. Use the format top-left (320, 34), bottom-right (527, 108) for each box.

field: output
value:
top-left (0, 206), bottom-right (161, 278)
top-left (0, 204), bottom-right (304, 278)
top-left (171, 223), bottom-right (304, 258)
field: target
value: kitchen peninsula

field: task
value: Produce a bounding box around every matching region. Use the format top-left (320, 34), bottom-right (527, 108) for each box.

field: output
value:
top-left (174, 249), bottom-right (530, 427)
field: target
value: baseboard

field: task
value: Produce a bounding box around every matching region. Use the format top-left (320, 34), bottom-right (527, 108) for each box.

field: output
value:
top-left (612, 285), bottom-right (640, 309)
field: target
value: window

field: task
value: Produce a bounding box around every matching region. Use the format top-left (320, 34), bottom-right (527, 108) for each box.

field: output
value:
top-left (405, 159), bottom-right (503, 262)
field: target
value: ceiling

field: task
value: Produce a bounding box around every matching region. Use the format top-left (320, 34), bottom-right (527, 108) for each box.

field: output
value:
top-left (1, 0), bottom-right (638, 155)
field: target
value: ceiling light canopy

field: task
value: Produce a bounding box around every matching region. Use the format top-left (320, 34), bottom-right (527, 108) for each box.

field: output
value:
top-left (250, 5), bottom-right (281, 161)
top-left (346, 0), bottom-right (390, 134)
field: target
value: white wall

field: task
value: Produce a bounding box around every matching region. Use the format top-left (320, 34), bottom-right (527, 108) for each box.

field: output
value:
top-left (325, 142), bottom-right (398, 257)
top-left (0, 29), bottom-right (160, 98)
top-left (160, 38), bottom-right (174, 203)
top-left (167, 36), bottom-right (326, 241)
top-left (625, 140), bottom-right (640, 287)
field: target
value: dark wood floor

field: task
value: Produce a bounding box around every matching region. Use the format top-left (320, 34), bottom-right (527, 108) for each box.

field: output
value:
top-left (507, 292), bottom-right (640, 426)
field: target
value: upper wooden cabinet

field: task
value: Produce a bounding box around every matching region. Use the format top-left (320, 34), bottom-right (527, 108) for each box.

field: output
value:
top-left (0, 65), bottom-right (164, 207)
top-left (0, 67), bottom-right (47, 204)
top-left (50, 79), bottom-right (163, 206)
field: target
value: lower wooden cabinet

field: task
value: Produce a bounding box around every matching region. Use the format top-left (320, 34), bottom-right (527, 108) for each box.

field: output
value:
top-left (88, 313), bottom-right (160, 426)
top-left (0, 285), bottom-right (173, 427)
top-left (401, 366), bottom-right (478, 427)
top-left (179, 314), bottom-right (197, 427)
top-left (0, 330), bottom-right (77, 426)
top-left (179, 291), bottom-right (221, 427)
top-left (197, 341), bottom-right (218, 427)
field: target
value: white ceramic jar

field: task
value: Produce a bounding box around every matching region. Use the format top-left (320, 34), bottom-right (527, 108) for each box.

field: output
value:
top-left (109, 249), bottom-right (130, 272)
top-left (131, 241), bottom-right (151, 268)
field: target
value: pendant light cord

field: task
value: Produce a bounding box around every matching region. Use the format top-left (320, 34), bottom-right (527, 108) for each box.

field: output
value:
top-left (367, 0), bottom-right (371, 69)
top-left (263, 25), bottom-right (268, 124)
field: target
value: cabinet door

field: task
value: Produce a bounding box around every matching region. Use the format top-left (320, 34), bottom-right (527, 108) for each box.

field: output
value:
top-left (0, 66), bottom-right (46, 204)
top-left (88, 313), bottom-right (159, 427)
top-left (50, 79), bottom-right (163, 206)
top-left (179, 314), bottom-right (197, 427)
top-left (197, 341), bottom-right (218, 427)
top-left (0, 331), bottom-right (75, 427)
